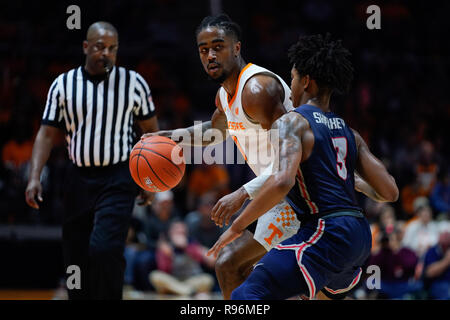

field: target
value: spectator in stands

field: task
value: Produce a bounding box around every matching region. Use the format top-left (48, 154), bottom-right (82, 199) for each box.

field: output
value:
top-left (422, 230), bottom-right (450, 299)
top-left (370, 204), bottom-right (404, 254)
top-left (149, 221), bottom-right (215, 297)
top-left (1, 124), bottom-right (34, 223)
top-left (132, 190), bottom-right (180, 290)
top-left (369, 229), bottom-right (422, 299)
top-left (402, 199), bottom-right (440, 258)
top-left (185, 192), bottom-right (223, 292)
top-left (415, 141), bottom-right (439, 196)
top-left (185, 192), bottom-right (223, 248)
top-left (1, 135), bottom-right (33, 170)
top-left (186, 164), bottom-right (230, 210)
top-left (123, 217), bottom-right (147, 286)
top-left (430, 168), bottom-right (450, 219)
top-left (401, 174), bottom-right (429, 218)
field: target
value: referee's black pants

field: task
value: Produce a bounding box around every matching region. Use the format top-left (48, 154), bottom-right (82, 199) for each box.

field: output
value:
top-left (62, 161), bottom-right (139, 300)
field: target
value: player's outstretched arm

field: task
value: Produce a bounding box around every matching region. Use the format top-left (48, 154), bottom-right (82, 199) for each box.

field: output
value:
top-left (25, 125), bottom-right (62, 209)
top-left (352, 129), bottom-right (399, 202)
top-left (141, 89), bottom-right (228, 146)
top-left (208, 112), bottom-right (306, 257)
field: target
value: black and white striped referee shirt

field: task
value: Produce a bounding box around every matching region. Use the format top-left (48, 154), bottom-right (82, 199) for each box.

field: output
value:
top-left (42, 66), bottom-right (155, 167)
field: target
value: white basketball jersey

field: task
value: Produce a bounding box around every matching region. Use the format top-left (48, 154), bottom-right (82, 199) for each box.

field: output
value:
top-left (219, 63), bottom-right (293, 176)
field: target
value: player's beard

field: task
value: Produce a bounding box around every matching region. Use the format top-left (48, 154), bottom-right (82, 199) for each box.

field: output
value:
top-left (207, 69), bottom-right (228, 84)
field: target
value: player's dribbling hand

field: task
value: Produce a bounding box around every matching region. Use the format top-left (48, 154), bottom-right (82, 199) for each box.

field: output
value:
top-left (211, 187), bottom-right (249, 227)
top-left (25, 179), bottom-right (43, 209)
top-left (141, 130), bottom-right (172, 141)
top-left (207, 224), bottom-right (244, 258)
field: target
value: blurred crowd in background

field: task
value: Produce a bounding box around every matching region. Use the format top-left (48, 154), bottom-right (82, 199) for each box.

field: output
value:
top-left (0, 0), bottom-right (448, 299)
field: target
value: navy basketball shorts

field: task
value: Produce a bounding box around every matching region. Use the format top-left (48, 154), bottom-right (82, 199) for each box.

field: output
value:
top-left (231, 213), bottom-right (372, 300)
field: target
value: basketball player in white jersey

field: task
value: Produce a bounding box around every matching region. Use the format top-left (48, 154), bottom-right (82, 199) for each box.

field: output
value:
top-left (143, 14), bottom-right (301, 299)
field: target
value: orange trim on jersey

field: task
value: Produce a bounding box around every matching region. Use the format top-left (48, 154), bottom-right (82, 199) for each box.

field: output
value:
top-left (296, 168), bottom-right (319, 214)
top-left (227, 63), bottom-right (253, 109)
top-left (232, 135), bottom-right (248, 161)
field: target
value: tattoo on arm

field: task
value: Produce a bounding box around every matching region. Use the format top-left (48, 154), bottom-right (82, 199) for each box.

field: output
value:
top-left (271, 113), bottom-right (305, 175)
top-left (173, 121), bottom-right (212, 147)
top-left (174, 108), bottom-right (228, 147)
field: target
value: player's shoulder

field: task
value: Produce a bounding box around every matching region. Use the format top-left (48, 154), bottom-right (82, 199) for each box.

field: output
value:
top-left (241, 73), bottom-right (285, 109)
top-left (242, 64), bottom-right (285, 101)
top-left (243, 69), bottom-right (283, 92)
top-left (247, 72), bottom-right (282, 88)
top-left (245, 63), bottom-right (285, 84)
top-left (348, 127), bottom-right (365, 152)
top-left (349, 127), bottom-right (362, 142)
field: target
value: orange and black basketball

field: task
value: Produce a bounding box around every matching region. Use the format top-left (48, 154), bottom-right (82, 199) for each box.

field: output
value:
top-left (129, 136), bottom-right (185, 192)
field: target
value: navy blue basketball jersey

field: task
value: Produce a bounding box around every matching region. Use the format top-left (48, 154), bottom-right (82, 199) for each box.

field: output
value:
top-left (286, 104), bottom-right (362, 219)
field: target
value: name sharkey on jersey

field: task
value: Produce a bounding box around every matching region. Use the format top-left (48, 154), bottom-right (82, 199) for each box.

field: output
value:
top-left (313, 112), bottom-right (346, 130)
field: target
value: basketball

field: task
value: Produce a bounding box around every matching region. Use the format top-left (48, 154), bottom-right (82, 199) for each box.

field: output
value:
top-left (129, 136), bottom-right (185, 192)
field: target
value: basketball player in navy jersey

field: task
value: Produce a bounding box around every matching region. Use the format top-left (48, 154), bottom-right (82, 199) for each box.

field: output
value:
top-left (208, 34), bottom-right (399, 300)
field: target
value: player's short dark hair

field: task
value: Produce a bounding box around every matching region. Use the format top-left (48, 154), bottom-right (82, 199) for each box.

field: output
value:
top-left (288, 33), bottom-right (354, 94)
top-left (196, 13), bottom-right (242, 42)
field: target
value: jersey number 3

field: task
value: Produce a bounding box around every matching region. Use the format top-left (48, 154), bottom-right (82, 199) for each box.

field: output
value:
top-left (332, 137), bottom-right (348, 180)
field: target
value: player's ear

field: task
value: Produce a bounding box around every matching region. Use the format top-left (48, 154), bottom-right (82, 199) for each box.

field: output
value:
top-left (302, 75), bottom-right (310, 90)
top-left (82, 40), bottom-right (89, 55)
top-left (234, 41), bottom-right (241, 57)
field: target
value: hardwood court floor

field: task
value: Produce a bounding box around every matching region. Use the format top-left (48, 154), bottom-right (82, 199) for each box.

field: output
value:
top-left (0, 288), bottom-right (223, 300)
top-left (0, 290), bottom-right (56, 300)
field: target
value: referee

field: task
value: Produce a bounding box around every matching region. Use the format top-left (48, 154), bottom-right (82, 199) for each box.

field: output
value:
top-left (25, 21), bottom-right (159, 300)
